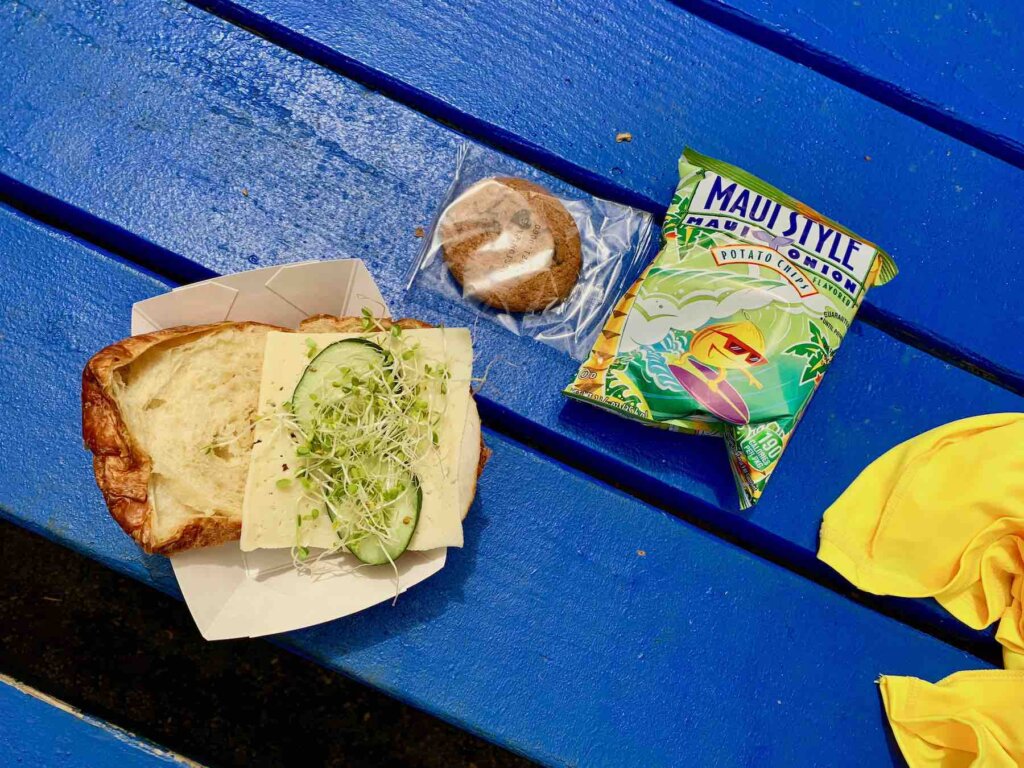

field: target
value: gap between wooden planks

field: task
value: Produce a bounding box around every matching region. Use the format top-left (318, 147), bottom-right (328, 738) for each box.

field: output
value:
top-left (0, 202), bottom-right (996, 765)
top-left (180, 0), bottom-right (1024, 392)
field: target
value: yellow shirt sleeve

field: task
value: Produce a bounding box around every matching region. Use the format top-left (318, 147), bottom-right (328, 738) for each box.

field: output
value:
top-left (879, 671), bottom-right (1024, 768)
top-left (817, 413), bottom-right (1024, 667)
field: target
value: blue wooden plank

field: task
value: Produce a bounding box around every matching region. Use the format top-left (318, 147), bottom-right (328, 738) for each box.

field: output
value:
top-left (0, 0), bottom-right (1020, 654)
top-left (0, 203), bottom-right (992, 767)
top-left (669, 0), bottom-right (1024, 170)
top-left (182, 0), bottom-right (1024, 389)
top-left (0, 674), bottom-right (199, 767)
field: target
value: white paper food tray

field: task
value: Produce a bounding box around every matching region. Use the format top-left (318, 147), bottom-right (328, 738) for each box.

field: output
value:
top-left (131, 260), bottom-right (447, 640)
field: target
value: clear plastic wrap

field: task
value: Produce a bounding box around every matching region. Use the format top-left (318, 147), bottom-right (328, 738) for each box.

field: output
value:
top-left (406, 143), bottom-right (656, 360)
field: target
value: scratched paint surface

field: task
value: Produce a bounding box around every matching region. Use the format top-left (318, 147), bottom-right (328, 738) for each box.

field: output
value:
top-left (186, 0), bottom-right (1024, 383)
top-left (1, 0), bottom-right (1021, 653)
top-left (671, 0), bottom-right (1024, 164)
top-left (1, 0), bottom-right (1020, 655)
top-left (0, 207), bottom-right (178, 592)
top-left (0, 204), bottom-right (992, 766)
top-left (0, 674), bottom-right (199, 767)
top-left (1, 1), bottom-right (1019, 763)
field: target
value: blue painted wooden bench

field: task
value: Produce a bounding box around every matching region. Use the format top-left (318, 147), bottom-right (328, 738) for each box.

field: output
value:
top-left (0, 674), bottom-right (199, 767)
top-left (3, 0), bottom-right (1022, 660)
top-left (670, 0), bottom-right (1024, 169)
top-left (0, 0), bottom-right (1017, 765)
top-left (193, 0), bottom-right (1024, 170)
top-left (0, 202), bottom-right (991, 765)
top-left (190, 0), bottom-right (1024, 386)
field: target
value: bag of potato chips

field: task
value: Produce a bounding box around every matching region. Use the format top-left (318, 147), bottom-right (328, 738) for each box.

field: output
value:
top-left (565, 149), bottom-right (897, 508)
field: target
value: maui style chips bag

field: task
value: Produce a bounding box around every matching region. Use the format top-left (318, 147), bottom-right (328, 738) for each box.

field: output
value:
top-left (565, 149), bottom-right (897, 508)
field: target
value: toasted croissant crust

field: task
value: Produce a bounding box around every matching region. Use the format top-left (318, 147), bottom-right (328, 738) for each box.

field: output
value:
top-left (83, 322), bottom-right (283, 554)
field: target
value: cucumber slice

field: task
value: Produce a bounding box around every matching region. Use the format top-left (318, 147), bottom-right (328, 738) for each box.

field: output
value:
top-left (291, 338), bottom-right (387, 429)
top-left (347, 480), bottom-right (421, 565)
top-left (290, 337), bottom-right (419, 564)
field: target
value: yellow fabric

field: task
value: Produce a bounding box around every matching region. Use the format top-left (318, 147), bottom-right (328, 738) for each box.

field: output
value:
top-left (818, 413), bottom-right (1024, 667)
top-left (879, 671), bottom-right (1024, 767)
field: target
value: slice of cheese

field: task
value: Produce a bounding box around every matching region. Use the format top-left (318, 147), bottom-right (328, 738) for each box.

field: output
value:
top-left (240, 329), bottom-right (474, 553)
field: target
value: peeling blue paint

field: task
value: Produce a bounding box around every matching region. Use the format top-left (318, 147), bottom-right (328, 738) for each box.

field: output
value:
top-left (0, 674), bottom-right (200, 767)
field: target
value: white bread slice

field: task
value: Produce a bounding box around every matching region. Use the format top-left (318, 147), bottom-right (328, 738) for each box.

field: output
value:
top-left (83, 317), bottom-right (487, 555)
top-left (83, 322), bottom-right (280, 554)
